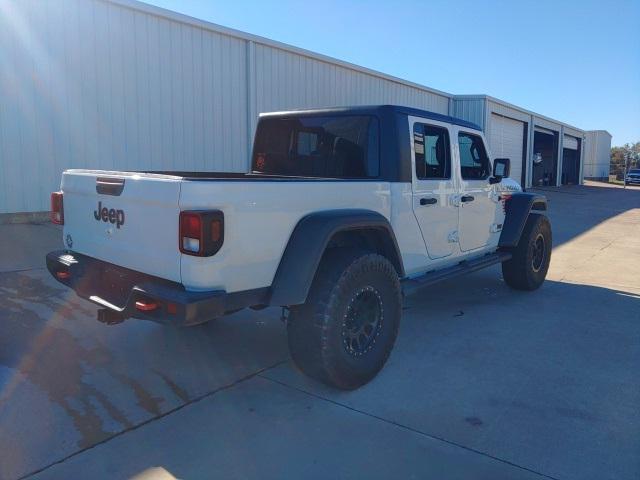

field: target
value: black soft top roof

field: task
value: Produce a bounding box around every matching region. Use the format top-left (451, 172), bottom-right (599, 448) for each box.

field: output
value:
top-left (255, 105), bottom-right (483, 182)
top-left (258, 104), bottom-right (481, 131)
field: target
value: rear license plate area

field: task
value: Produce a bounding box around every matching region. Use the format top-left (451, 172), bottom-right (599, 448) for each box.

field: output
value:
top-left (95, 265), bottom-right (136, 306)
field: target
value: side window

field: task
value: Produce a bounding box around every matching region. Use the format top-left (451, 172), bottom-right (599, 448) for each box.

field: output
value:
top-left (414, 123), bottom-right (450, 179)
top-left (252, 115), bottom-right (379, 178)
top-left (297, 131), bottom-right (318, 156)
top-left (366, 119), bottom-right (380, 177)
top-left (458, 132), bottom-right (490, 180)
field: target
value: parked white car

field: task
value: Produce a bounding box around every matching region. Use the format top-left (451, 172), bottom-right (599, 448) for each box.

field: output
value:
top-left (626, 168), bottom-right (640, 185)
top-left (47, 105), bottom-right (551, 389)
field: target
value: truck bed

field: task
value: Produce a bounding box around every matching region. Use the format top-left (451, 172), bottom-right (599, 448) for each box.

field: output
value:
top-left (140, 171), bottom-right (364, 181)
top-left (60, 169), bottom-right (393, 292)
top-left (70, 169), bottom-right (369, 182)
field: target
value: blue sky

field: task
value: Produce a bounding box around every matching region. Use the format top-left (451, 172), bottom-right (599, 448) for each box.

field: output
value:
top-left (144, 0), bottom-right (639, 146)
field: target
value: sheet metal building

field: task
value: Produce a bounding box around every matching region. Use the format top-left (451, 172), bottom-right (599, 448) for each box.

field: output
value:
top-left (0, 0), bottom-right (611, 215)
top-left (583, 130), bottom-right (614, 180)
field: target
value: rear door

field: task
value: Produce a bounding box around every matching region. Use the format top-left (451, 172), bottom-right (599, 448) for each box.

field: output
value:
top-left (455, 130), bottom-right (501, 252)
top-left (61, 170), bottom-right (183, 283)
top-left (409, 116), bottom-right (458, 259)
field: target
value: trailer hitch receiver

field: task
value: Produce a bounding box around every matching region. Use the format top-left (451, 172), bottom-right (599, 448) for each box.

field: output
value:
top-left (97, 308), bottom-right (126, 325)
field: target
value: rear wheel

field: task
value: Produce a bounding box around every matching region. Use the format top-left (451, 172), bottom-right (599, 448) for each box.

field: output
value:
top-left (502, 213), bottom-right (552, 290)
top-left (287, 249), bottom-right (402, 390)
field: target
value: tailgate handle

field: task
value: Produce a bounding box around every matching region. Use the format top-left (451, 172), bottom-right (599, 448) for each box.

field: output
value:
top-left (96, 177), bottom-right (125, 196)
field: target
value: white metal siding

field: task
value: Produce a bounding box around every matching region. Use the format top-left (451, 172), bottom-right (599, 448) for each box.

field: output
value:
top-left (535, 126), bottom-right (556, 135)
top-left (0, 0), bottom-right (451, 214)
top-left (534, 118), bottom-right (560, 132)
top-left (253, 44), bottom-right (450, 119)
top-left (564, 126), bottom-right (582, 138)
top-left (487, 100), bottom-right (530, 123)
top-left (489, 114), bottom-right (525, 184)
top-left (450, 97), bottom-right (485, 128)
top-left (583, 131), bottom-right (612, 179)
top-left (0, 0), bottom-right (250, 213)
top-left (0, 0), bottom-right (595, 214)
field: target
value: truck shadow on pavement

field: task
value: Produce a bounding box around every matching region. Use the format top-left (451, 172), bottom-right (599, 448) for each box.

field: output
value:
top-left (262, 269), bottom-right (640, 480)
top-left (0, 265), bottom-right (638, 480)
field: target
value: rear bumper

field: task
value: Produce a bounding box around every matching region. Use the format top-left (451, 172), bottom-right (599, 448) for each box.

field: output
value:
top-left (45, 250), bottom-right (266, 326)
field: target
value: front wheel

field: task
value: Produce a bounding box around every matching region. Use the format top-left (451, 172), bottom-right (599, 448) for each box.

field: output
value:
top-left (502, 213), bottom-right (552, 290)
top-left (287, 249), bottom-right (402, 390)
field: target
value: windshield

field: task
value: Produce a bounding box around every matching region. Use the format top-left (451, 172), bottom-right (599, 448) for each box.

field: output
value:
top-left (252, 115), bottom-right (379, 178)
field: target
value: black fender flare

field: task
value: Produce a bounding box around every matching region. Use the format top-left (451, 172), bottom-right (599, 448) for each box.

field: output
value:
top-left (499, 192), bottom-right (548, 248)
top-left (269, 209), bottom-right (404, 306)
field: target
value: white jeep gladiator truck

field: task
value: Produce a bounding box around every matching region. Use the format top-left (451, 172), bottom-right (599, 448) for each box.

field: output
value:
top-left (47, 105), bottom-right (551, 390)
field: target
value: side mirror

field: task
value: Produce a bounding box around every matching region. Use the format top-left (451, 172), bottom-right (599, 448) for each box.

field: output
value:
top-left (490, 158), bottom-right (510, 184)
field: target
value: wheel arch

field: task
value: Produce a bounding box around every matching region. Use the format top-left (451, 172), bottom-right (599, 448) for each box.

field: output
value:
top-left (269, 209), bottom-right (404, 306)
top-left (499, 192), bottom-right (548, 248)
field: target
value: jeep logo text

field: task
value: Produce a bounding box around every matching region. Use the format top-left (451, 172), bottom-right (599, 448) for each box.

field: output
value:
top-left (94, 201), bottom-right (125, 229)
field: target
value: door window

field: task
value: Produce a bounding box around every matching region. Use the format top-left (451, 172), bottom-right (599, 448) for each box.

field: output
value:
top-left (414, 123), bottom-right (450, 179)
top-left (458, 133), bottom-right (490, 180)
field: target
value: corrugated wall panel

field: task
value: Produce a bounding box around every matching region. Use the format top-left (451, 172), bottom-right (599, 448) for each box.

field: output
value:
top-left (533, 116), bottom-right (561, 132)
top-left (582, 131), bottom-right (611, 179)
top-left (1, 0), bottom-right (452, 213)
top-left (0, 0), bottom-right (588, 213)
top-left (583, 132), bottom-right (597, 178)
top-left (0, 0), bottom-right (249, 213)
top-left (596, 132), bottom-right (611, 178)
top-left (253, 44), bottom-right (450, 122)
top-left (487, 100), bottom-right (530, 123)
top-left (450, 98), bottom-right (485, 129)
top-left (564, 126), bottom-right (582, 138)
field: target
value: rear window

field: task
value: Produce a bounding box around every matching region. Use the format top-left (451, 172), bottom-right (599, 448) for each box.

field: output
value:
top-left (630, 169), bottom-right (640, 174)
top-left (252, 115), bottom-right (379, 178)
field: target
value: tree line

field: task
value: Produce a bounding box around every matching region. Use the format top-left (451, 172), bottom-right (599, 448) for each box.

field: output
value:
top-left (611, 142), bottom-right (639, 178)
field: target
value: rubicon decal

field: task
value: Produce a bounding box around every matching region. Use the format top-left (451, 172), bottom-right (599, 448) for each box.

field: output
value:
top-left (94, 201), bottom-right (125, 228)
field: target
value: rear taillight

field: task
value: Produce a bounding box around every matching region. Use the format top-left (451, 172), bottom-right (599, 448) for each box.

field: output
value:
top-left (179, 210), bottom-right (224, 256)
top-left (51, 191), bottom-right (64, 225)
top-left (56, 270), bottom-right (70, 280)
top-left (135, 299), bottom-right (158, 312)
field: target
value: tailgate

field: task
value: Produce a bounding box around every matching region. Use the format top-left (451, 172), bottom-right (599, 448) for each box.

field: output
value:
top-left (61, 170), bottom-right (183, 283)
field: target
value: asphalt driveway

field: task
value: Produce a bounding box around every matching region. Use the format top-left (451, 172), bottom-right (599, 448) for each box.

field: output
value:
top-left (0, 182), bottom-right (638, 480)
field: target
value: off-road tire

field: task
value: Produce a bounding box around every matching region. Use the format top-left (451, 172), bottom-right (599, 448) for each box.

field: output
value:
top-left (287, 249), bottom-right (402, 390)
top-left (502, 213), bottom-right (552, 290)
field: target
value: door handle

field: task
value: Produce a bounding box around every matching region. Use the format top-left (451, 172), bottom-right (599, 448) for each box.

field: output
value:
top-left (96, 177), bottom-right (125, 196)
top-left (420, 197), bottom-right (438, 206)
top-left (460, 195), bottom-right (475, 203)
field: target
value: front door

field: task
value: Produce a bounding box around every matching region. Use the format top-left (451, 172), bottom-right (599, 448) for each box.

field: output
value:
top-left (410, 118), bottom-right (458, 259)
top-left (456, 130), bottom-right (499, 252)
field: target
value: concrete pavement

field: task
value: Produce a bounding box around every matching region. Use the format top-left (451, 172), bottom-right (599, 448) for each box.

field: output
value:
top-left (0, 182), bottom-right (638, 480)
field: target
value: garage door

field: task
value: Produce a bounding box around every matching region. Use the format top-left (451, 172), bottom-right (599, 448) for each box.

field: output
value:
top-left (563, 135), bottom-right (579, 150)
top-left (489, 114), bottom-right (525, 185)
